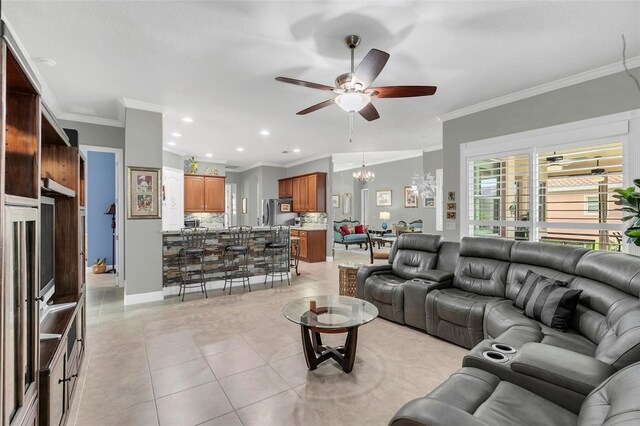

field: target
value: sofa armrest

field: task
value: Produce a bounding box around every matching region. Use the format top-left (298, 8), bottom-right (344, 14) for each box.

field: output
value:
top-left (356, 264), bottom-right (392, 299)
top-left (414, 270), bottom-right (454, 283)
top-left (404, 278), bottom-right (452, 331)
top-left (390, 398), bottom-right (488, 426)
top-left (511, 343), bottom-right (616, 395)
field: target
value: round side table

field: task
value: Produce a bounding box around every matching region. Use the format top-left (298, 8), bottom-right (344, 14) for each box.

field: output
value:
top-left (338, 262), bottom-right (362, 297)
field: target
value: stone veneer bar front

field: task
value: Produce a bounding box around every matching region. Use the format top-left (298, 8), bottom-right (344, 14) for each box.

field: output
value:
top-left (162, 227), bottom-right (282, 290)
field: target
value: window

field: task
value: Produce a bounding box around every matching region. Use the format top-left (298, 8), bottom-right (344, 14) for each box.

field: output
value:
top-left (465, 140), bottom-right (624, 251)
top-left (468, 152), bottom-right (530, 240)
top-left (585, 196), bottom-right (599, 215)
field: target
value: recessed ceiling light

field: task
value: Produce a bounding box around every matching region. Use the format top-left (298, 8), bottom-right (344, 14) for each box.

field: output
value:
top-left (206, 153), bottom-right (213, 157)
top-left (293, 148), bottom-right (301, 153)
top-left (171, 132), bottom-right (182, 137)
top-left (167, 141), bottom-right (176, 146)
top-left (236, 147), bottom-right (245, 152)
top-left (182, 117), bottom-right (194, 123)
top-left (36, 57), bottom-right (57, 67)
top-left (260, 130), bottom-right (270, 136)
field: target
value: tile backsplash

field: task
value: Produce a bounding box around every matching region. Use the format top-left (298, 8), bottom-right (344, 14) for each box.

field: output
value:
top-left (184, 212), bottom-right (224, 228)
top-left (300, 212), bottom-right (327, 224)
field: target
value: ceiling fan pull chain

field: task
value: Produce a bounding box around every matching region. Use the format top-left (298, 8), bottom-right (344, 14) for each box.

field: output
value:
top-left (349, 111), bottom-right (354, 143)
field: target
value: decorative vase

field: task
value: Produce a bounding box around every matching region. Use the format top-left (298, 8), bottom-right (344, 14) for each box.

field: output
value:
top-left (381, 222), bottom-right (387, 230)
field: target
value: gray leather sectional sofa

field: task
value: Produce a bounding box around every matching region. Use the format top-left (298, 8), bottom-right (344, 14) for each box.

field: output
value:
top-left (356, 234), bottom-right (640, 425)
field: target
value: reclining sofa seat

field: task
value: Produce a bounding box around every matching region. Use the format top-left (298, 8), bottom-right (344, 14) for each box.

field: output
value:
top-left (426, 238), bottom-right (514, 348)
top-left (356, 234), bottom-right (444, 324)
top-left (485, 242), bottom-right (640, 370)
top-left (389, 361), bottom-right (640, 426)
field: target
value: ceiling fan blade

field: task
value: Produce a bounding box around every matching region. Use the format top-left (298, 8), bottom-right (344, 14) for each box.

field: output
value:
top-left (369, 86), bottom-right (437, 98)
top-left (352, 49), bottom-right (390, 89)
top-left (275, 77), bottom-right (335, 91)
top-left (358, 102), bottom-right (380, 121)
top-left (296, 98), bottom-right (335, 115)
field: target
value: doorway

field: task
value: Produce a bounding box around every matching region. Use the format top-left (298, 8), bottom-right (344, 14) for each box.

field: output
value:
top-left (361, 188), bottom-right (370, 225)
top-left (80, 146), bottom-right (124, 288)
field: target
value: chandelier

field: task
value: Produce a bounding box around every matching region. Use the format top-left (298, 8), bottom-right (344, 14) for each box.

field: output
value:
top-left (353, 152), bottom-right (375, 184)
top-left (411, 173), bottom-right (437, 198)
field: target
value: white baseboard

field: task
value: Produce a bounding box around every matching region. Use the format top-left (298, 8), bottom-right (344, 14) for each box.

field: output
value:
top-left (124, 290), bottom-right (165, 305)
top-left (163, 273), bottom-right (291, 296)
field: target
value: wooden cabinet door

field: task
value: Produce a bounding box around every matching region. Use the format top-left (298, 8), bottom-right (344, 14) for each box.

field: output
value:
top-left (292, 178), bottom-right (301, 211)
top-left (299, 176), bottom-right (309, 212)
top-left (307, 174), bottom-right (318, 212)
top-left (184, 176), bottom-right (204, 212)
top-left (204, 177), bottom-right (225, 212)
top-left (299, 234), bottom-right (308, 259)
top-left (284, 179), bottom-right (293, 198)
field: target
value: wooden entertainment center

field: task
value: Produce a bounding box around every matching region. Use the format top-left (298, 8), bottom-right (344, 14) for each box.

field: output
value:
top-left (0, 22), bottom-right (86, 426)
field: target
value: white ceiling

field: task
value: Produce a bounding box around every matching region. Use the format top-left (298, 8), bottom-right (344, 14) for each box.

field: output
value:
top-left (332, 150), bottom-right (424, 172)
top-left (4, 1), bottom-right (640, 167)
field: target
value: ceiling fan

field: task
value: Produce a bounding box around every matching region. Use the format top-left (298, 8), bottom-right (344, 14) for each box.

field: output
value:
top-left (275, 35), bottom-right (437, 122)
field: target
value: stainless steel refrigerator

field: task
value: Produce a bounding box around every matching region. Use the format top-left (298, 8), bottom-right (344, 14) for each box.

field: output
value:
top-left (262, 199), bottom-right (297, 226)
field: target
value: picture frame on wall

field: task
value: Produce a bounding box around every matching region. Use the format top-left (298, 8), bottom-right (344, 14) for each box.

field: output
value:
top-left (280, 203), bottom-right (291, 212)
top-left (447, 211), bottom-right (457, 220)
top-left (404, 186), bottom-right (418, 208)
top-left (242, 198), bottom-right (247, 214)
top-left (424, 197), bottom-right (435, 208)
top-left (447, 202), bottom-right (457, 210)
top-left (127, 166), bottom-right (161, 219)
top-left (332, 194), bottom-right (340, 208)
top-left (376, 190), bottom-right (392, 207)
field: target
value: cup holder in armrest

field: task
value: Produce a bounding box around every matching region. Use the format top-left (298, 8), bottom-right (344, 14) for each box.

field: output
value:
top-left (482, 350), bottom-right (509, 363)
top-left (491, 343), bottom-right (517, 354)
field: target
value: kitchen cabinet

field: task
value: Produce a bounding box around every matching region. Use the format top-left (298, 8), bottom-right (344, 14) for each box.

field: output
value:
top-left (204, 176), bottom-right (225, 212)
top-left (278, 178), bottom-right (293, 198)
top-left (291, 229), bottom-right (326, 262)
top-left (184, 175), bottom-right (225, 213)
top-left (288, 172), bottom-right (326, 213)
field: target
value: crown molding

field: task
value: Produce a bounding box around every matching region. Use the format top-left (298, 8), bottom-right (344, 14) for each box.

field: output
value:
top-left (283, 153), bottom-right (332, 169)
top-left (438, 56), bottom-right (640, 122)
top-left (58, 112), bottom-right (125, 128)
top-left (162, 147), bottom-right (188, 157)
top-left (120, 98), bottom-right (168, 114)
top-left (231, 161), bottom-right (284, 173)
top-left (333, 150), bottom-right (426, 172)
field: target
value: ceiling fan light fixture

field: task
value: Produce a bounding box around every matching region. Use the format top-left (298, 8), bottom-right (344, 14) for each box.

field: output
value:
top-left (335, 92), bottom-right (371, 112)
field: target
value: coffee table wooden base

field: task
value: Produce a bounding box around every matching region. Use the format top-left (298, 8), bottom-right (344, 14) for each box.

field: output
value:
top-left (300, 325), bottom-right (358, 373)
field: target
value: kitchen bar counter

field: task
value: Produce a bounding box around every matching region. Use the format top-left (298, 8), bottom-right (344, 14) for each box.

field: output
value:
top-left (163, 228), bottom-right (275, 288)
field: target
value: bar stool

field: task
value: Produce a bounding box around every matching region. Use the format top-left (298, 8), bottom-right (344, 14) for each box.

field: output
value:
top-left (223, 226), bottom-right (252, 295)
top-left (264, 225), bottom-right (290, 288)
top-left (178, 227), bottom-right (208, 302)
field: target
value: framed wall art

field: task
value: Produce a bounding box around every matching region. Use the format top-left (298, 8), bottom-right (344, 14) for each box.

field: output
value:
top-left (128, 166), bottom-right (161, 219)
top-left (280, 202), bottom-right (291, 212)
top-left (404, 187), bottom-right (418, 208)
top-left (332, 194), bottom-right (340, 208)
top-left (424, 197), bottom-right (435, 208)
top-left (376, 190), bottom-right (392, 207)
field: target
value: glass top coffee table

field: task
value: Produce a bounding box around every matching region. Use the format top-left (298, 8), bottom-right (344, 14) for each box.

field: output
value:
top-left (283, 295), bottom-right (378, 373)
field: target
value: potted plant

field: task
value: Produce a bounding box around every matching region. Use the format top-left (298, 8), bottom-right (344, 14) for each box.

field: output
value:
top-left (188, 157), bottom-right (198, 174)
top-left (613, 179), bottom-right (640, 246)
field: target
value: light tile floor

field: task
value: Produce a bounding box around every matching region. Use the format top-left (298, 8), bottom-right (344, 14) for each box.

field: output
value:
top-left (69, 251), bottom-right (466, 426)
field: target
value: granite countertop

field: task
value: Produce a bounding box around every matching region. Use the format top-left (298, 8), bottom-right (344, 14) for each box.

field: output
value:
top-left (163, 225), bottom-right (327, 234)
top-left (162, 226), bottom-right (274, 235)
